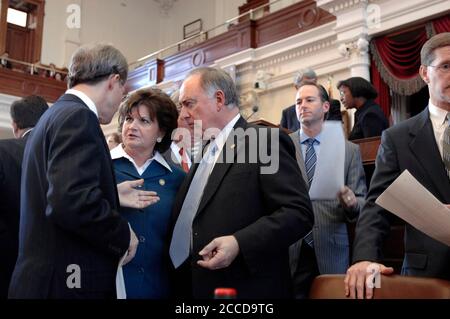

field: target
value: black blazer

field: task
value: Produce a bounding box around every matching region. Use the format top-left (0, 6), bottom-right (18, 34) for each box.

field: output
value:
top-left (280, 104), bottom-right (300, 132)
top-left (0, 137), bottom-right (27, 298)
top-left (8, 94), bottom-right (130, 299)
top-left (281, 99), bottom-right (342, 131)
top-left (352, 108), bottom-right (450, 279)
top-left (348, 100), bottom-right (388, 140)
top-left (169, 117), bottom-right (314, 298)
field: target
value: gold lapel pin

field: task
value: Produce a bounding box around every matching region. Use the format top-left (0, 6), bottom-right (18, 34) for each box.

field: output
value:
top-left (159, 179), bottom-right (166, 186)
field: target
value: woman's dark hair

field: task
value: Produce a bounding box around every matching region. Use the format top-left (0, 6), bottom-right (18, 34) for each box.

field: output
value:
top-left (337, 76), bottom-right (378, 100)
top-left (118, 88), bottom-right (178, 153)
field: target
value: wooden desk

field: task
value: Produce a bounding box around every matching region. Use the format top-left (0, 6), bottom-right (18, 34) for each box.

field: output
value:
top-left (351, 136), bottom-right (381, 165)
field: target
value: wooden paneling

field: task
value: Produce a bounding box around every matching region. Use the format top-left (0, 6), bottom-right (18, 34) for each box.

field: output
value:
top-left (163, 20), bottom-right (255, 83)
top-left (127, 1), bottom-right (335, 89)
top-left (255, 0), bottom-right (335, 47)
top-left (0, 67), bottom-right (66, 102)
top-left (352, 136), bottom-right (381, 165)
top-left (6, 24), bottom-right (28, 61)
top-left (127, 59), bottom-right (164, 92)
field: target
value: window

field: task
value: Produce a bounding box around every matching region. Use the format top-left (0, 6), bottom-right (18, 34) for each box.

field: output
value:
top-left (7, 8), bottom-right (27, 27)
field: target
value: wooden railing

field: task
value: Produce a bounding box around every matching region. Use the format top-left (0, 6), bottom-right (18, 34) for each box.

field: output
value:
top-left (126, 0), bottom-right (335, 91)
top-left (0, 57), bottom-right (67, 102)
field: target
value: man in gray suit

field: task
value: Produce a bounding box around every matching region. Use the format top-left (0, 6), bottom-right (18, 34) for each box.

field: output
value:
top-left (289, 82), bottom-right (366, 297)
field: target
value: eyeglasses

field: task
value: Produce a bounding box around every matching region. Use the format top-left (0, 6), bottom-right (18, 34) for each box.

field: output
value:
top-left (427, 63), bottom-right (450, 73)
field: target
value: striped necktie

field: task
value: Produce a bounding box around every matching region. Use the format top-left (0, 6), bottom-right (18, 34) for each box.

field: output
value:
top-left (444, 113), bottom-right (450, 179)
top-left (303, 138), bottom-right (318, 186)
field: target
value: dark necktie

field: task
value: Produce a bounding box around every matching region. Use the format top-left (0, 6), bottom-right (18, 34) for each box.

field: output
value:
top-left (303, 138), bottom-right (318, 186)
top-left (444, 113), bottom-right (450, 179)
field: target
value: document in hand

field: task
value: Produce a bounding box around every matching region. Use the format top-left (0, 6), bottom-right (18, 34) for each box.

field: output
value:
top-left (375, 170), bottom-right (450, 246)
top-left (309, 121), bottom-right (345, 200)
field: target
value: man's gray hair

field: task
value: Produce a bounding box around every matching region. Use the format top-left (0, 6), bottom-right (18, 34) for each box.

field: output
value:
top-left (294, 68), bottom-right (317, 87)
top-left (186, 67), bottom-right (239, 109)
top-left (67, 43), bottom-right (128, 88)
top-left (421, 32), bottom-right (450, 66)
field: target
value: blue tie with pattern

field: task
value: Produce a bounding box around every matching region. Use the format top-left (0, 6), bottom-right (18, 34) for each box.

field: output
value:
top-left (302, 138), bottom-right (318, 248)
top-left (303, 138), bottom-right (318, 186)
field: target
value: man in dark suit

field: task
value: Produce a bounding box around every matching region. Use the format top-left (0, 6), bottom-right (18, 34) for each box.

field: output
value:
top-left (280, 69), bottom-right (342, 131)
top-left (345, 32), bottom-right (450, 299)
top-left (8, 44), bottom-right (144, 299)
top-left (280, 69), bottom-right (317, 132)
top-left (288, 83), bottom-right (366, 298)
top-left (169, 67), bottom-right (314, 299)
top-left (0, 95), bottom-right (48, 298)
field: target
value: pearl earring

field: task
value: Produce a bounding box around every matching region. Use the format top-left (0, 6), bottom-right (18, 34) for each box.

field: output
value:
top-left (156, 137), bottom-right (162, 143)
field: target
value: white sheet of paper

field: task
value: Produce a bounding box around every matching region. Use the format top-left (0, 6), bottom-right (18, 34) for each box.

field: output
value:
top-left (309, 121), bottom-right (345, 200)
top-left (116, 253), bottom-right (127, 299)
top-left (376, 170), bottom-right (450, 246)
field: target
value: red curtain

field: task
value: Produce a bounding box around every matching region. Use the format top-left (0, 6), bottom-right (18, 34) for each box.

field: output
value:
top-left (370, 14), bottom-right (450, 115)
top-left (433, 15), bottom-right (450, 33)
top-left (373, 29), bottom-right (427, 80)
top-left (371, 60), bottom-right (390, 117)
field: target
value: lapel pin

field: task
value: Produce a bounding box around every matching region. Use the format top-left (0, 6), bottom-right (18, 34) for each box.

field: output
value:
top-left (159, 179), bottom-right (165, 186)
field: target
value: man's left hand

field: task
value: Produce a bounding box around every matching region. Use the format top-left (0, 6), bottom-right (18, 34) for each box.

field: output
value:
top-left (197, 236), bottom-right (239, 270)
top-left (338, 186), bottom-right (358, 209)
top-left (117, 179), bottom-right (160, 209)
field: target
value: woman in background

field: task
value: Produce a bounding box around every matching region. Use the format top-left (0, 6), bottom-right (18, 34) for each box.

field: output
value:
top-left (338, 77), bottom-right (388, 140)
top-left (111, 88), bottom-right (185, 298)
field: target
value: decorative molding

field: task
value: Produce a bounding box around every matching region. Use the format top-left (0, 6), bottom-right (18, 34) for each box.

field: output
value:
top-left (153, 0), bottom-right (178, 17)
top-left (337, 37), bottom-right (369, 58)
top-left (317, 0), bottom-right (367, 15)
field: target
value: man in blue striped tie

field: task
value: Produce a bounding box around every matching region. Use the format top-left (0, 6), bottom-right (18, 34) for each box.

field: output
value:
top-left (288, 82), bottom-right (367, 298)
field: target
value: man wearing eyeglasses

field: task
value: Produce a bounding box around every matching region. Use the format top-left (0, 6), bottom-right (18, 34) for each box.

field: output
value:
top-left (8, 44), bottom-right (151, 299)
top-left (345, 32), bottom-right (450, 299)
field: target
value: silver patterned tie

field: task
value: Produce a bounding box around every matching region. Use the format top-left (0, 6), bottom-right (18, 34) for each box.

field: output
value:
top-left (169, 142), bottom-right (218, 268)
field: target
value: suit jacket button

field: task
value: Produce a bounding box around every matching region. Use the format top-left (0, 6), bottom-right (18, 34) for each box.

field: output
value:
top-left (139, 235), bottom-right (145, 243)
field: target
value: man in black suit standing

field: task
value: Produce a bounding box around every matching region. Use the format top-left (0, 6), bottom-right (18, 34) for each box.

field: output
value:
top-left (280, 69), bottom-right (342, 131)
top-left (8, 44), bottom-right (145, 299)
top-left (345, 32), bottom-right (450, 299)
top-left (169, 67), bottom-right (314, 298)
top-left (0, 95), bottom-right (48, 298)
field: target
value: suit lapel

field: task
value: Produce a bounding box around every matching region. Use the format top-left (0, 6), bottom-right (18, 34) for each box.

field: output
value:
top-left (409, 108), bottom-right (450, 201)
top-left (289, 130), bottom-right (309, 186)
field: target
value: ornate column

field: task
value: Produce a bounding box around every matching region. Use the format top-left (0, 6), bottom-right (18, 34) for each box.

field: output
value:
top-left (317, 0), bottom-right (373, 80)
top-left (337, 37), bottom-right (370, 80)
